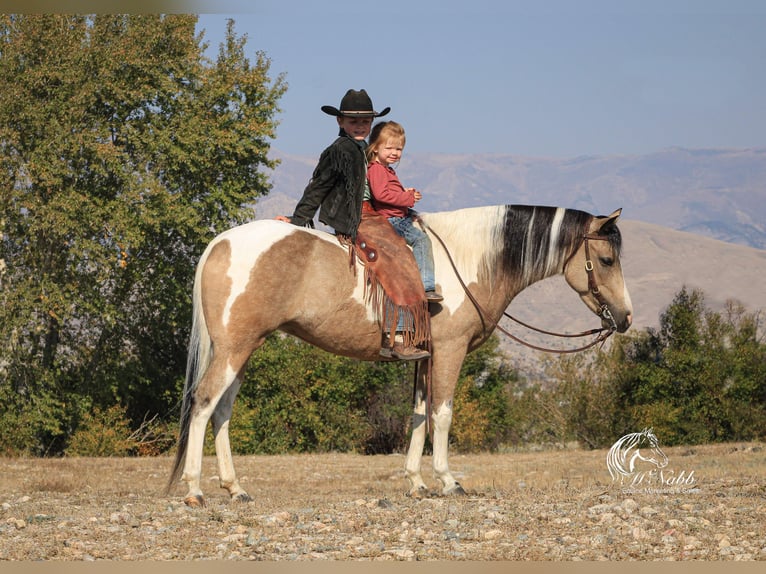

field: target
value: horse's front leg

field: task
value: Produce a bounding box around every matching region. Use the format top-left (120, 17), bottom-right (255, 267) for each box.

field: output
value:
top-left (211, 371), bottom-right (252, 503)
top-left (432, 399), bottom-right (466, 496)
top-left (404, 362), bottom-right (429, 497)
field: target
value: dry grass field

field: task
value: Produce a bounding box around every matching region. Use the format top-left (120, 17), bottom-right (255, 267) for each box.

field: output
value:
top-left (1, 443), bottom-right (765, 561)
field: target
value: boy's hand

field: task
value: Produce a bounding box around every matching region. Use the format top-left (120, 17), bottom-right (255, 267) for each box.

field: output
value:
top-left (407, 188), bottom-right (422, 202)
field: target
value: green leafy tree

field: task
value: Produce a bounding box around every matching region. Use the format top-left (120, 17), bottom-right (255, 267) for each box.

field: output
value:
top-left (0, 15), bottom-right (285, 455)
top-left (705, 301), bottom-right (766, 440)
top-left (542, 287), bottom-right (766, 448)
top-left (611, 287), bottom-right (766, 444)
top-left (451, 335), bottom-right (524, 452)
top-left (211, 334), bottom-right (525, 456)
top-left (543, 347), bottom-right (628, 449)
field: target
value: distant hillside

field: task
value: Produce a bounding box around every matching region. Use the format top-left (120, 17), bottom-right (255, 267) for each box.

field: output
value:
top-left (259, 147), bottom-right (766, 249)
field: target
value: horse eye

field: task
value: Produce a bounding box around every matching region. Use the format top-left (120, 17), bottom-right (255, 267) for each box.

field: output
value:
top-left (600, 257), bottom-right (614, 267)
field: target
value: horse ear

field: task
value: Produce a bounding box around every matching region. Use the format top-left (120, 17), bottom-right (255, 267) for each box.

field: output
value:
top-left (595, 208), bottom-right (622, 234)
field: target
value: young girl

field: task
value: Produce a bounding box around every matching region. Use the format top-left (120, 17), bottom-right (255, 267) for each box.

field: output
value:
top-left (366, 121), bottom-right (442, 302)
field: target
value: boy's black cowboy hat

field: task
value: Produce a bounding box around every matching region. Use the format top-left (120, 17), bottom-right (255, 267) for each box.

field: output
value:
top-left (322, 89), bottom-right (390, 118)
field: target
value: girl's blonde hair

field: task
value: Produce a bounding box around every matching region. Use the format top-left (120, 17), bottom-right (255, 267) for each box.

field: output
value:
top-left (366, 121), bottom-right (406, 162)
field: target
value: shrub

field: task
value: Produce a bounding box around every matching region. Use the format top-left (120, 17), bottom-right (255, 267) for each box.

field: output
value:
top-left (65, 405), bottom-right (136, 457)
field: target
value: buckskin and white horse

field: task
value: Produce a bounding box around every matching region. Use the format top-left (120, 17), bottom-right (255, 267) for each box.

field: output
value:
top-left (168, 204), bottom-right (633, 506)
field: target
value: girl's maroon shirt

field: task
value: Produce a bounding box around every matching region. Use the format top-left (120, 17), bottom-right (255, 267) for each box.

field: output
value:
top-left (367, 162), bottom-right (416, 218)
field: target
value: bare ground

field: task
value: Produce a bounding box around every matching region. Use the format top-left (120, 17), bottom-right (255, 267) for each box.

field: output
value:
top-left (1, 443), bottom-right (765, 561)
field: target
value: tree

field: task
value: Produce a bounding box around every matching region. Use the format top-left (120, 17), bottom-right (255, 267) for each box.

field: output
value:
top-left (450, 335), bottom-right (525, 451)
top-left (612, 287), bottom-right (766, 444)
top-left (0, 15), bottom-right (286, 455)
top-left (543, 347), bottom-right (628, 449)
top-left (225, 334), bottom-right (413, 455)
top-left (542, 286), bottom-right (766, 448)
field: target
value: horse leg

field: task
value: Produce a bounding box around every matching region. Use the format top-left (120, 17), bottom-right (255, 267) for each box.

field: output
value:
top-left (181, 355), bottom-right (242, 507)
top-left (404, 360), bottom-right (429, 497)
top-left (428, 351), bottom-right (467, 496)
top-left (210, 366), bottom-right (251, 503)
top-left (431, 398), bottom-right (466, 496)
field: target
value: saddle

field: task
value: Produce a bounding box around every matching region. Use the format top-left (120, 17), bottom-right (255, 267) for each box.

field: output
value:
top-left (340, 203), bottom-right (430, 349)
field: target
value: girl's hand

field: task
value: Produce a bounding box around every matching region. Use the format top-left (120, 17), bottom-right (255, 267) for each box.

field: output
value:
top-left (407, 188), bottom-right (422, 202)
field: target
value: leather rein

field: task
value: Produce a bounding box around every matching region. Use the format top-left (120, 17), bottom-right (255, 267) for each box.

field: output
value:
top-left (419, 218), bottom-right (617, 354)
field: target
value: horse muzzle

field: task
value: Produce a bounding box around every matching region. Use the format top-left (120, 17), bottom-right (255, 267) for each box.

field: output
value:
top-left (600, 305), bottom-right (632, 333)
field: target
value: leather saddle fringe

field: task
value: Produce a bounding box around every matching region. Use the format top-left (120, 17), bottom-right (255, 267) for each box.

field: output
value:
top-left (339, 203), bottom-right (430, 348)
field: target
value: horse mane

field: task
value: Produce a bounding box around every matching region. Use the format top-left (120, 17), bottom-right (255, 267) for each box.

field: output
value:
top-left (422, 205), bottom-right (622, 289)
top-left (502, 206), bottom-right (587, 285)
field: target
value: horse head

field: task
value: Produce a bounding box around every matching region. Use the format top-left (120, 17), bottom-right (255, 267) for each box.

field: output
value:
top-left (564, 208), bottom-right (633, 333)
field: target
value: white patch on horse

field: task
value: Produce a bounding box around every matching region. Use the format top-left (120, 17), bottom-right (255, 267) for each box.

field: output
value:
top-left (216, 223), bottom-right (279, 327)
top-left (431, 401), bottom-right (455, 484)
top-left (522, 209), bottom-right (538, 285)
top-left (422, 206), bottom-right (506, 312)
top-left (545, 207), bottom-right (566, 276)
top-left (215, 222), bottom-right (372, 327)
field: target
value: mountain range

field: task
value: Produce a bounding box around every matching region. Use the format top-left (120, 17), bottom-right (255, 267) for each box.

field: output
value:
top-left (253, 147), bottom-right (766, 378)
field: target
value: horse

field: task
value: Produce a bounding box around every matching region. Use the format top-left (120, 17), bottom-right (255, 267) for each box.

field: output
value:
top-left (606, 427), bottom-right (669, 483)
top-left (168, 204), bottom-right (633, 506)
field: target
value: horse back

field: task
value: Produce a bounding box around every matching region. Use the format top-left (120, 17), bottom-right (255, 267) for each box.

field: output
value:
top-left (199, 220), bottom-right (380, 356)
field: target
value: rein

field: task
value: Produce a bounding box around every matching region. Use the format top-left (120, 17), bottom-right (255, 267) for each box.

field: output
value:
top-left (418, 218), bottom-right (616, 354)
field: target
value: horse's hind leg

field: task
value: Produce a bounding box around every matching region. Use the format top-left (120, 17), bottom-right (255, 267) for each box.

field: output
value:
top-left (181, 354), bottom-right (244, 507)
top-left (404, 361), bottom-right (430, 497)
top-left (211, 366), bottom-right (251, 503)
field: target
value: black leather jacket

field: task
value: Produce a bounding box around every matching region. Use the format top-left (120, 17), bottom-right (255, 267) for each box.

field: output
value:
top-left (289, 133), bottom-right (367, 239)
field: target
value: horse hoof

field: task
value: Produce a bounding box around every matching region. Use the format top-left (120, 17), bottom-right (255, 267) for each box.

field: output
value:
top-left (407, 485), bottom-right (429, 499)
top-left (184, 494), bottom-right (205, 508)
top-left (231, 492), bottom-right (253, 504)
top-left (444, 482), bottom-right (467, 497)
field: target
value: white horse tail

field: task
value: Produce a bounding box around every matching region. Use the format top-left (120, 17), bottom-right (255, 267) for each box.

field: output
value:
top-left (167, 249), bottom-right (213, 492)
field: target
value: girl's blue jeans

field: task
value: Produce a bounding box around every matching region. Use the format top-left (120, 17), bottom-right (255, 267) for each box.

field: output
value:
top-left (387, 214), bottom-right (436, 332)
top-left (387, 215), bottom-right (436, 292)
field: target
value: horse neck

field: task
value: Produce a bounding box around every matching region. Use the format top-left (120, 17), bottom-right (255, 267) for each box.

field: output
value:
top-left (502, 206), bottom-right (585, 294)
top-left (424, 204), bottom-right (584, 308)
top-left (510, 255), bottom-right (565, 294)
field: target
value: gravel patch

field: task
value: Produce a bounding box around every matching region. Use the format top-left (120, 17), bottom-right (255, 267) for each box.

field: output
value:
top-left (1, 446), bottom-right (765, 561)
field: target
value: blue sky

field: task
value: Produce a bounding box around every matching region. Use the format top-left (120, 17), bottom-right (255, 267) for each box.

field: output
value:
top-left (194, 0), bottom-right (766, 157)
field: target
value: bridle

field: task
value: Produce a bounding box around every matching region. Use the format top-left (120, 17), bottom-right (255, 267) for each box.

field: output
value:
top-left (569, 232), bottom-right (619, 332)
top-left (419, 219), bottom-right (617, 354)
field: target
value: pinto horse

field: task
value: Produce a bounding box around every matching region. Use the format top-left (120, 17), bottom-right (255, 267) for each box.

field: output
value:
top-left (168, 204), bottom-right (633, 506)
